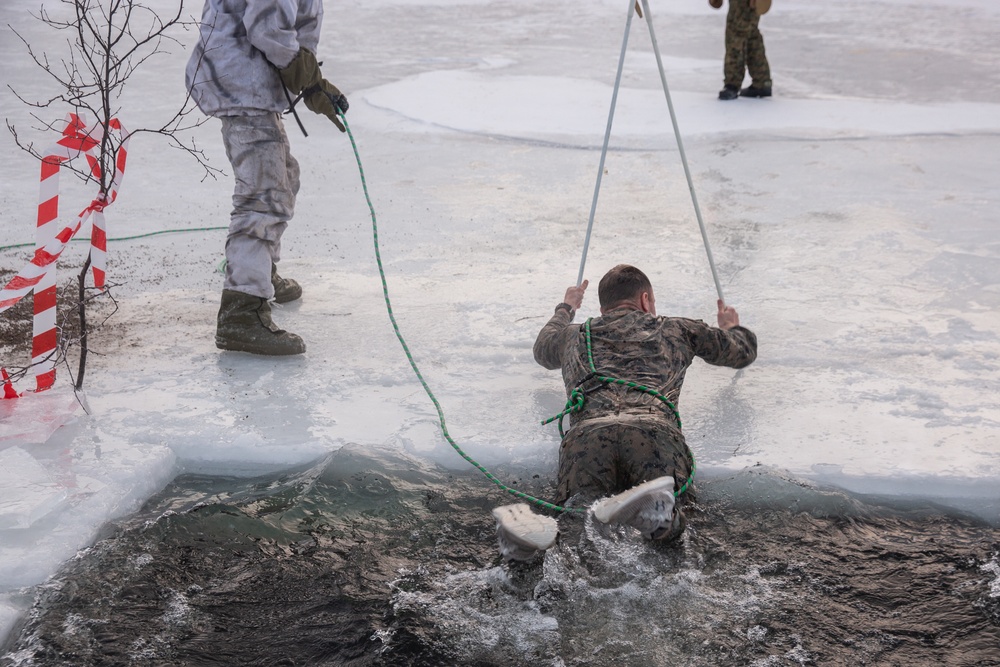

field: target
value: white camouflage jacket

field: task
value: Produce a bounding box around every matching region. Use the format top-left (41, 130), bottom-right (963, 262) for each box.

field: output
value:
top-left (185, 0), bottom-right (324, 117)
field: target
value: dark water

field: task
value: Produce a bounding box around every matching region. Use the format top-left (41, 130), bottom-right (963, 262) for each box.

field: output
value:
top-left (2, 445), bottom-right (998, 666)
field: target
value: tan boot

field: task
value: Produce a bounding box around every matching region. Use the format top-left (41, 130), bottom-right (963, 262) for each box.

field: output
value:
top-left (215, 289), bottom-right (305, 355)
top-left (271, 263), bottom-right (302, 304)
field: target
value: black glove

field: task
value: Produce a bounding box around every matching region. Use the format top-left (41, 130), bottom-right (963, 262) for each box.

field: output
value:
top-left (279, 47), bottom-right (349, 132)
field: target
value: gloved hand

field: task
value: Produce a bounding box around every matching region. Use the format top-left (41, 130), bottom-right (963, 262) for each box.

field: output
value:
top-left (709, 0), bottom-right (723, 8)
top-left (279, 47), bottom-right (349, 132)
top-left (303, 80), bottom-right (349, 132)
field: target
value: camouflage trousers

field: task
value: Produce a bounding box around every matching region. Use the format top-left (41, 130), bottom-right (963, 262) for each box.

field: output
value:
top-left (557, 414), bottom-right (694, 504)
top-left (725, 0), bottom-right (771, 88)
top-left (220, 114), bottom-right (300, 299)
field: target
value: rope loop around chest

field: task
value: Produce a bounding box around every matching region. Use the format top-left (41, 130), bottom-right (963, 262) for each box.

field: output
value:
top-left (541, 318), bottom-right (683, 438)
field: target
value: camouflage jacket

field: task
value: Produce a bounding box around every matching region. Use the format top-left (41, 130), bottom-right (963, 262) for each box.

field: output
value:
top-left (185, 0), bottom-right (324, 117)
top-left (534, 305), bottom-right (757, 430)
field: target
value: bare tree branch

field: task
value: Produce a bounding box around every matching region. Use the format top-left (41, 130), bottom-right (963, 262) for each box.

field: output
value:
top-left (4, 0), bottom-right (226, 391)
top-left (7, 1), bottom-right (219, 185)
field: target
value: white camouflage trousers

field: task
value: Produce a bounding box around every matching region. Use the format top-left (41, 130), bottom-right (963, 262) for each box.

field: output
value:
top-left (220, 113), bottom-right (300, 299)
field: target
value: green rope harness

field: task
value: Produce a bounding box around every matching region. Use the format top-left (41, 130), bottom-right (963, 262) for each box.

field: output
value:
top-left (541, 318), bottom-right (696, 498)
top-left (340, 115), bottom-right (583, 515)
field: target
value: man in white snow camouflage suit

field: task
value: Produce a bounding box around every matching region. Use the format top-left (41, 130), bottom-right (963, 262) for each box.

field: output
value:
top-left (534, 265), bottom-right (757, 538)
top-left (186, 0), bottom-right (348, 355)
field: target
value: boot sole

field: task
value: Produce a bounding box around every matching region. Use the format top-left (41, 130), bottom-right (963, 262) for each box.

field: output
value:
top-left (593, 476), bottom-right (674, 535)
top-left (592, 476), bottom-right (676, 526)
top-left (215, 336), bottom-right (305, 356)
top-left (492, 503), bottom-right (558, 561)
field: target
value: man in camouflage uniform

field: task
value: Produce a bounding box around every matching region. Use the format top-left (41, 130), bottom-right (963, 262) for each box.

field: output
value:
top-left (186, 0), bottom-right (349, 355)
top-left (711, 0), bottom-right (772, 100)
top-left (533, 265), bottom-right (757, 539)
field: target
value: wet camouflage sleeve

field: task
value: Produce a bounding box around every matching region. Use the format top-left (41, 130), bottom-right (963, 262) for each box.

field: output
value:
top-left (533, 305), bottom-right (581, 371)
top-left (534, 306), bottom-right (757, 425)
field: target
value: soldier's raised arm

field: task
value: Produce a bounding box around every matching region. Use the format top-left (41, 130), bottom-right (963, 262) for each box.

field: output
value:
top-left (533, 281), bottom-right (588, 370)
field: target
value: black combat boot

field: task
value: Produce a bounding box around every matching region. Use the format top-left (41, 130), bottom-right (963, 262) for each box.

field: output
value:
top-left (718, 84), bottom-right (739, 101)
top-left (271, 264), bottom-right (302, 304)
top-left (740, 84), bottom-right (772, 98)
top-left (216, 289), bottom-right (305, 355)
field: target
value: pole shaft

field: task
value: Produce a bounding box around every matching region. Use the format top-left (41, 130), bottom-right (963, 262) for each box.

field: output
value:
top-left (640, 0), bottom-right (725, 303)
top-left (577, 0), bottom-right (636, 287)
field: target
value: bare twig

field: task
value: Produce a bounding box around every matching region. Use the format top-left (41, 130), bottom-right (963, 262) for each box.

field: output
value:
top-left (4, 0), bottom-right (222, 391)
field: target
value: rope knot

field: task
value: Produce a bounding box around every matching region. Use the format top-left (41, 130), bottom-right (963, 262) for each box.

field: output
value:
top-left (540, 385), bottom-right (590, 437)
top-left (567, 386), bottom-right (586, 412)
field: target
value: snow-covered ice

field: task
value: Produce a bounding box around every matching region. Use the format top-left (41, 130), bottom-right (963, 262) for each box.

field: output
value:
top-left (2, 0), bottom-right (999, 647)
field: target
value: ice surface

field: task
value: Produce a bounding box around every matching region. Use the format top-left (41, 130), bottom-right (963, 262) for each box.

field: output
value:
top-left (0, 389), bottom-right (78, 448)
top-left (1, 0), bottom-right (999, 648)
top-left (0, 447), bottom-right (67, 531)
top-left (365, 70), bottom-right (1000, 143)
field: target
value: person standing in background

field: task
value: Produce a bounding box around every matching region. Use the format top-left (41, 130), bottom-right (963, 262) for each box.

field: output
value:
top-left (711, 0), bottom-right (772, 100)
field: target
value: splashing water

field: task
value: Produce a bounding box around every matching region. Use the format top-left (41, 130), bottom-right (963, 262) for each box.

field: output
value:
top-left (1, 446), bottom-right (998, 666)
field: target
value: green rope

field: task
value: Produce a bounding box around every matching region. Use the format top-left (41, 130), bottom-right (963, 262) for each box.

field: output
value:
top-left (340, 115), bottom-right (582, 515)
top-left (542, 318), bottom-right (697, 498)
top-left (0, 226), bottom-right (229, 253)
top-left (541, 387), bottom-right (586, 438)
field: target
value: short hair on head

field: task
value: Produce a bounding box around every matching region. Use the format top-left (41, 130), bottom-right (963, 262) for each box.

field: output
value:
top-left (598, 264), bottom-right (652, 309)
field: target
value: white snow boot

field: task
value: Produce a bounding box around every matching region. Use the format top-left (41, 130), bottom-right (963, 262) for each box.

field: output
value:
top-left (491, 503), bottom-right (558, 561)
top-left (592, 476), bottom-right (683, 541)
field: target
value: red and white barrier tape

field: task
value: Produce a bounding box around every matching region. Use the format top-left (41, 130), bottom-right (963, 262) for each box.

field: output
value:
top-left (0, 113), bottom-right (129, 397)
